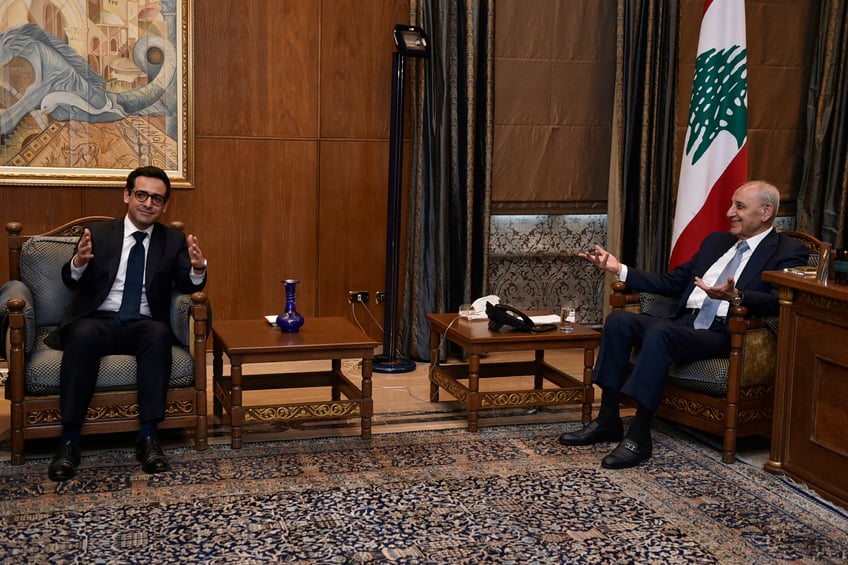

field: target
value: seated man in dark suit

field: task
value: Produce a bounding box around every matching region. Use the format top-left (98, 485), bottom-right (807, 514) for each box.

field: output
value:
top-left (46, 166), bottom-right (208, 481)
top-left (558, 180), bottom-right (809, 469)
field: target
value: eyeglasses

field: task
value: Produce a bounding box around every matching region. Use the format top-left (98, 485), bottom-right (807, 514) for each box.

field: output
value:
top-left (131, 189), bottom-right (167, 206)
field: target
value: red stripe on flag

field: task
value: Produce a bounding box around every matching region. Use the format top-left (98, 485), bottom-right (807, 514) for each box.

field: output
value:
top-left (668, 146), bottom-right (747, 269)
top-left (703, 0), bottom-right (714, 14)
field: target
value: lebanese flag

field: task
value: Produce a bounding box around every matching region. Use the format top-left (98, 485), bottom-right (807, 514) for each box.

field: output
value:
top-left (669, 0), bottom-right (748, 269)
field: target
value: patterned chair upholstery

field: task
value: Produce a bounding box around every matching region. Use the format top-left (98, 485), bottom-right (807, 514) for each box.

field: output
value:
top-left (0, 218), bottom-right (210, 465)
top-left (609, 231), bottom-right (824, 463)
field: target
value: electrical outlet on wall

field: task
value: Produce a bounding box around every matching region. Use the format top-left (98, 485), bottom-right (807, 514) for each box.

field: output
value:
top-left (348, 291), bottom-right (370, 304)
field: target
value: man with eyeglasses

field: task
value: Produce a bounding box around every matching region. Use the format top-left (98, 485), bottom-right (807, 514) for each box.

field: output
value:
top-left (44, 166), bottom-right (208, 481)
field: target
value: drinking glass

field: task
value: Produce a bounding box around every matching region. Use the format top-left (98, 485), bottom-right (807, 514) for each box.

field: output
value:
top-left (560, 302), bottom-right (576, 333)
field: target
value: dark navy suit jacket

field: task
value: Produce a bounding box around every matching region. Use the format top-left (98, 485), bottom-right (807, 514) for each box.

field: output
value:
top-left (46, 218), bottom-right (205, 349)
top-left (625, 230), bottom-right (809, 319)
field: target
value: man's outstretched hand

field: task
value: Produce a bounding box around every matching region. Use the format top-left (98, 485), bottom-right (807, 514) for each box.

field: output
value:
top-left (578, 244), bottom-right (622, 276)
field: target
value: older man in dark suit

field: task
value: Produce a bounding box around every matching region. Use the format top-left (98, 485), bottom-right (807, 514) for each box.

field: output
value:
top-left (46, 166), bottom-right (208, 481)
top-left (558, 180), bottom-right (809, 469)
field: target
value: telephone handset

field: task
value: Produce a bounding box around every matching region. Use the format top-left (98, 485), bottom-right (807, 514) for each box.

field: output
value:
top-left (486, 302), bottom-right (557, 333)
top-left (472, 294), bottom-right (500, 312)
top-left (462, 295), bottom-right (500, 320)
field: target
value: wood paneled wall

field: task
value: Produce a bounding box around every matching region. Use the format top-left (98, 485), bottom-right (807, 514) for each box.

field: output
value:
top-left (0, 0), bottom-right (409, 340)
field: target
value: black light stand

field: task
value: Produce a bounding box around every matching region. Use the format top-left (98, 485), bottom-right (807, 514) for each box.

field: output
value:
top-left (374, 25), bottom-right (429, 374)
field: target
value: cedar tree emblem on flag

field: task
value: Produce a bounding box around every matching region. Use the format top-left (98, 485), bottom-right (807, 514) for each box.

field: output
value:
top-left (686, 46), bottom-right (747, 164)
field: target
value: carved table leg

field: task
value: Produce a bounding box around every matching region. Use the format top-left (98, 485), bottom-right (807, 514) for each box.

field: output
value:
top-left (361, 356), bottom-right (373, 440)
top-left (331, 358), bottom-right (342, 401)
top-left (429, 329), bottom-right (441, 402)
top-left (212, 336), bottom-right (223, 419)
top-left (230, 362), bottom-right (243, 449)
top-left (467, 353), bottom-right (481, 432)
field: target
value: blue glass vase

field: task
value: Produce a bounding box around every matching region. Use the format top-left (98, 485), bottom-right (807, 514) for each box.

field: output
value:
top-left (276, 279), bottom-right (304, 333)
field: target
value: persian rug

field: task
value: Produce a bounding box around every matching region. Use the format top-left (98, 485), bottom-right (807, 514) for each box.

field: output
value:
top-left (1, 421), bottom-right (847, 564)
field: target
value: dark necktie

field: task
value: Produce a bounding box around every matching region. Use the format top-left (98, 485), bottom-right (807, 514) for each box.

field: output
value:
top-left (118, 231), bottom-right (147, 323)
top-left (694, 240), bottom-right (749, 329)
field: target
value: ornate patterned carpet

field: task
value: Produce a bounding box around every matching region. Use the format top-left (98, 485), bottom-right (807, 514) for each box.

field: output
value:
top-left (1, 421), bottom-right (847, 564)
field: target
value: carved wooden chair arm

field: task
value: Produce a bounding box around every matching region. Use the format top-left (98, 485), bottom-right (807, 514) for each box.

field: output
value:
top-left (610, 281), bottom-right (640, 311)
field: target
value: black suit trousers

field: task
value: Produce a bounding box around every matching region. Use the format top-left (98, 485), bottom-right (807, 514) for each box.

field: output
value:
top-left (58, 312), bottom-right (172, 427)
top-left (593, 311), bottom-right (731, 412)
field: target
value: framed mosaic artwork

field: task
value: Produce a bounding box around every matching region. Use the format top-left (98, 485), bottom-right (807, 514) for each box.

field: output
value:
top-left (0, 0), bottom-right (193, 187)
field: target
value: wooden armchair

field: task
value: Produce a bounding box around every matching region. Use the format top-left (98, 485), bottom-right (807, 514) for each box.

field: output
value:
top-left (609, 231), bottom-right (824, 463)
top-left (0, 218), bottom-right (209, 464)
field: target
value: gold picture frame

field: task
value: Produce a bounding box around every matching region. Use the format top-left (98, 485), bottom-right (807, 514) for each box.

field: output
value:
top-left (0, 0), bottom-right (193, 188)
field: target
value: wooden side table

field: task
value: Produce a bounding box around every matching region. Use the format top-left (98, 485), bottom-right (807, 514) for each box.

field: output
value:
top-left (212, 317), bottom-right (379, 448)
top-left (427, 312), bottom-right (601, 431)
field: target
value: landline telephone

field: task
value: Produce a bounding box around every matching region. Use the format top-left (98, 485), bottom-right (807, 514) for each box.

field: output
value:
top-left (485, 302), bottom-right (557, 333)
top-left (460, 295), bottom-right (557, 333)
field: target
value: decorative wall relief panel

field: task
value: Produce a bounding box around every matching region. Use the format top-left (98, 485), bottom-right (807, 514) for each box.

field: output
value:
top-left (489, 215), bottom-right (607, 327)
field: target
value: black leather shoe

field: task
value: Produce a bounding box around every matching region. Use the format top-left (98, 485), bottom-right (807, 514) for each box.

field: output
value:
top-left (601, 437), bottom-right (652, 469)
top-left (48, 440), bottom-right (81, 482)
top-left (558, 419), bottom-right (624, 446)
top-left (136, 436), bottom-right (171, 474)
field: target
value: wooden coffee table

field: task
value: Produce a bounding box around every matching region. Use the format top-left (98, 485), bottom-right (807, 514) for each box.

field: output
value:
top-left (212, 317), bottom-right (379, 448)
top-left (427, 312), bottom-right (601, 431)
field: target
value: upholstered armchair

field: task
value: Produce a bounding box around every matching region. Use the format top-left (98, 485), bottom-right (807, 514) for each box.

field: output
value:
top-left (609, 231), bottom-right (824, 463)
top-left (0, 217), bottom-right (209, 465)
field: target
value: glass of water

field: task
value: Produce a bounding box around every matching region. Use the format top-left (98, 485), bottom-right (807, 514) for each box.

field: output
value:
top-left (560, 301), bottom-right (576, 333)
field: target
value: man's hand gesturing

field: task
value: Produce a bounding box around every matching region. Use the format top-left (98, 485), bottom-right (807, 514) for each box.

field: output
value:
top-left (72, 228), bottom-right (94, 268)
